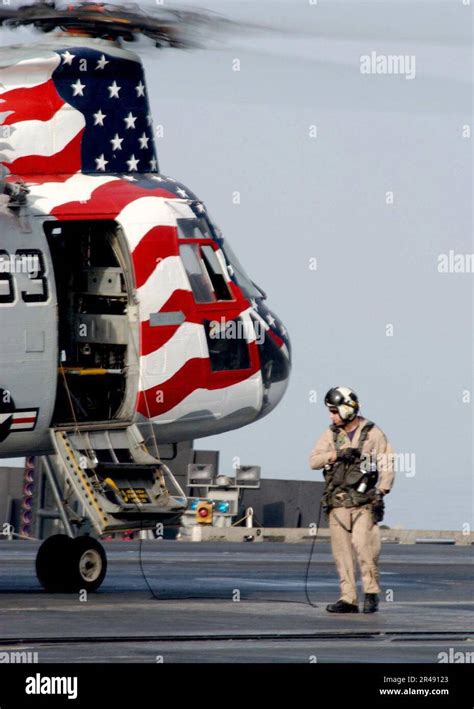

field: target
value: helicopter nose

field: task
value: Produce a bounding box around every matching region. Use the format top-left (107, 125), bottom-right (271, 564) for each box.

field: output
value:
top-left (253, 306), bottom-right (291, 420)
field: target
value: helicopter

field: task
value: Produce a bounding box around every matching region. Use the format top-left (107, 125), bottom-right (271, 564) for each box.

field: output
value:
top-left (0, 2), bottom-right (291, 592)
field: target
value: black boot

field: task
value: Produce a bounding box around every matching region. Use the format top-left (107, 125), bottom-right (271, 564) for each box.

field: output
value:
top-left (326, 599), bottom-right (359, 614)
top-left (363, 593), bottom-right (379, 613)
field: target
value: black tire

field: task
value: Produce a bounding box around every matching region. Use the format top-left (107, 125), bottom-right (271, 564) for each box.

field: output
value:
top-left (35, 534), bottom-right (74, 592)
top-left (67, 537), bottom-right (107, 593)
top-left (36, 535), bottom-right (107, 593)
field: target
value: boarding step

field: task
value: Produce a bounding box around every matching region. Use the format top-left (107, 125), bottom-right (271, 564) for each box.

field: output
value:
top-left (47, 424), bottom-right (186, 535)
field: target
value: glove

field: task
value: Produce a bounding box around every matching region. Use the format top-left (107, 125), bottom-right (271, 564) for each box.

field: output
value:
top-left (337, 447), bottom-right (361, 463)
top-left (371, 492), bottom-right (385, 523)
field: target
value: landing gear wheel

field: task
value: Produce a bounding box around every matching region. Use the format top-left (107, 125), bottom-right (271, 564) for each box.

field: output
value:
top-left (70, 536), bottom-right (107, 593)
top-left (35, 534), bottom-right (74, 592)
top-left (36, 535), bottom-right (107, 593)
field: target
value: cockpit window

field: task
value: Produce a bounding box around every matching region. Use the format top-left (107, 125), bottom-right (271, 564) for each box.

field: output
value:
top-left (219, 240), bottom-right (261, 300)
top-left (180, 243), bottom-right (233, 303)
top-left (177, 212), bottom-right (262, 301)
top-left (204, 318), bottom-right (251, 371)
top-left (201, 245), bottom-right (232, 301)
top-left (180, 244), bottom-right (215, 303)
top-left (177, 217), bottom-right (213, 240)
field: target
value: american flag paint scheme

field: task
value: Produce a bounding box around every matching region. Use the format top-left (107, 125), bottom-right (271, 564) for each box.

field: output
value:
top-left (0, 36), bottom-right (291, 456)
top-left (0, 43), bottom-right (158, 176)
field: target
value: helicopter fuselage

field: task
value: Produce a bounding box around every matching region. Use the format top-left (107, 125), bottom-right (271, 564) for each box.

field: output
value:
top-left (0, 37), bottom-right (291, 458)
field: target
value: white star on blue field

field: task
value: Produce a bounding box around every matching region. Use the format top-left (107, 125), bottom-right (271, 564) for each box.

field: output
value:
top-left (53, 47), bottom-right (158, 173)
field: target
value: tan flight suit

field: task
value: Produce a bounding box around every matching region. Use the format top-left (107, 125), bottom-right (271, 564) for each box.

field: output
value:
top-left (309, 417), bottom-right (395, 605)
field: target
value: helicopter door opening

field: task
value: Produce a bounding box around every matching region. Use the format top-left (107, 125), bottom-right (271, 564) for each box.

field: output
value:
top-left (44, 220), bottom-right (137, 425)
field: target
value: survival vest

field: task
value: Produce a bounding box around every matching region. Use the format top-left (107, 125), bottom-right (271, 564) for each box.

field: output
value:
top-left (322, 421), bottom-right (378, 511)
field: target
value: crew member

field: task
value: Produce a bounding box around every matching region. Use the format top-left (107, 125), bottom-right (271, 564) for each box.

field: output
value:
top-left (309, 387), bottom-right (395, 613)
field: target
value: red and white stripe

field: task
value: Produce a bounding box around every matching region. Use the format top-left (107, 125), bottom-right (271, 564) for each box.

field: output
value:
top-left (10, 410), bottom-right (38, 431)
top-left (26, 174), bottom-right (262, 425)
top-left (0, 54), bottom-right (84, 175)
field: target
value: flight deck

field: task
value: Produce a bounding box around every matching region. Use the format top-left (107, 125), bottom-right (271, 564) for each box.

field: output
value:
top-left (0, 540), bottom-right (472, 663)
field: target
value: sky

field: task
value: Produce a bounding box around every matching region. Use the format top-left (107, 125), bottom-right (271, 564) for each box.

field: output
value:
top-left (0, 0), bottom-right (472, 530)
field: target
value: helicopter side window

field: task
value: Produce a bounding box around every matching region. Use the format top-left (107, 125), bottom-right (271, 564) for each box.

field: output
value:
top-left (179, 244), bottom-right (215, 303)
top-left (200, 245), bottom-right (233, 301)
top-left (220, 240), bottom-right (262, 300)
top-left (204, 318), bottom-right (251, 371)
top-left (180, 243), bottom-right (234, 303)
top-left (177, 217), bottom-right (213, 240)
